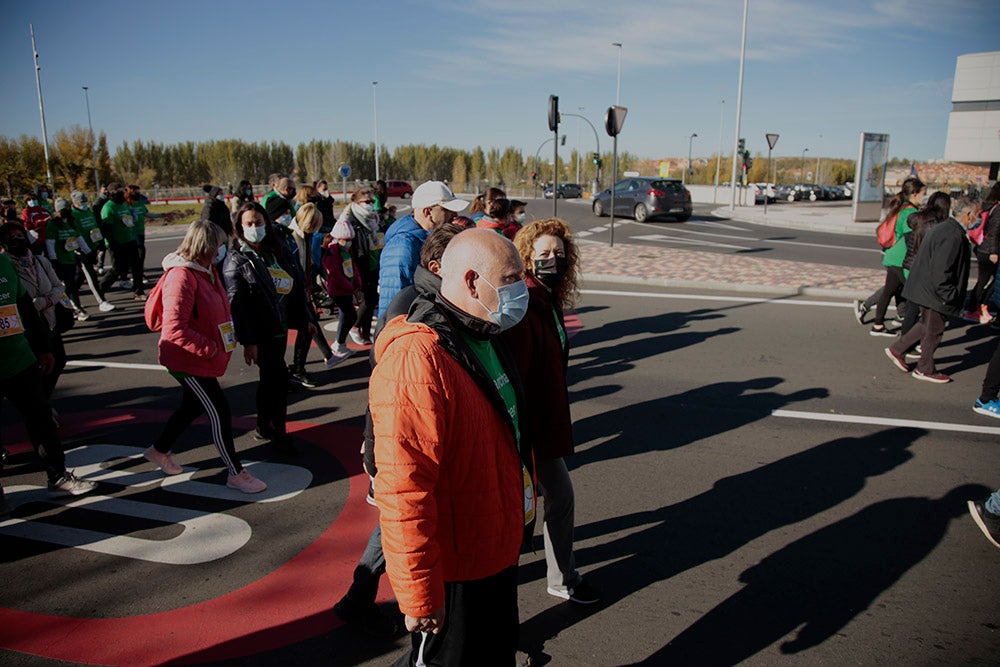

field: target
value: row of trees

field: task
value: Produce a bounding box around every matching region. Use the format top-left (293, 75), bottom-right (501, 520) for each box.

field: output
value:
top-left (0, 128), bottom-right (644, 197)
top-left (662, 154), bottom-right (857, 186)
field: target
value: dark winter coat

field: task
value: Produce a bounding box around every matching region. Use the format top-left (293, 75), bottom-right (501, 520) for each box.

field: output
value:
top-left (901, 217), bottom-right (971, 317)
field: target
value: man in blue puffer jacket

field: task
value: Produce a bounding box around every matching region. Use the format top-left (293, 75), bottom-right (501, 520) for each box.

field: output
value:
top-left (377, 181), bottom-right (467, 318)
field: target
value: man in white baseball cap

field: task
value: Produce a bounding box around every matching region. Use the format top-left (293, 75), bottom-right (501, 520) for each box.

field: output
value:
top-left (378, 181), bottom-right (468, 316)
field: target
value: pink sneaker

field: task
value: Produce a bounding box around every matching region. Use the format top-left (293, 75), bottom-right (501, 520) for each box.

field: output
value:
top-left (227, 469), bottom-right (267, 493)
top-left (144, 446), bottom-right (183, 475)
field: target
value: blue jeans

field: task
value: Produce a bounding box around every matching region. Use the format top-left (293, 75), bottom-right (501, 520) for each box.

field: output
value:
top-left (344, 523), bottom-right (385, 605)
top-left (986, 489), bottom-right (1000, 515)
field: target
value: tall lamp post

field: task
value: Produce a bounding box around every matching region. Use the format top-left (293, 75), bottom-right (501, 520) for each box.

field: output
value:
top-left (685, 133), bottom-right (698, 185)
top-left (815, 134), bottom-right (822, 184)
top-left (82, 86), bottom-right (99, 194)
top-left (612, 42), bottom-right (622, 106)
top-left (372, 81), bottom-right (380, 181)
top-left (728, 0), bottom-right (749, 210)
top-left (801, 148), bottom-right (809, 182)
top-left (561, 112), bottom-right (601, 194)
top-left (30, 24), bottom-right (53, 187)
top-left (575, 107), bottom-right (584, 185)
top-left (714, 99), bottom-right (724, 203)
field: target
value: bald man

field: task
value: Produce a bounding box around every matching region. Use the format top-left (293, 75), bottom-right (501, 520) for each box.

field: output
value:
top-left (370, 229), bottom-right (533, 666)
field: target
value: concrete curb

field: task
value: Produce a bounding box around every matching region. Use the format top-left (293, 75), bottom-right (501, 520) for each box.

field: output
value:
top-left (712, 206), bottom-right (879, 238)
top-left (580, 272), bottom-right (867, 300)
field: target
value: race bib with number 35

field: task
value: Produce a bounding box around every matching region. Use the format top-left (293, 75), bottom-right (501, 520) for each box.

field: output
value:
top-left (0, 304), bottom-right (24, 338)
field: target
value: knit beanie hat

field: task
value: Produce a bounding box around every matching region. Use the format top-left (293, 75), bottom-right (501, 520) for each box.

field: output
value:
top-left (332, 218), bottom-right (355, 240)
top-left (54, 197), bottom-right (71, 211)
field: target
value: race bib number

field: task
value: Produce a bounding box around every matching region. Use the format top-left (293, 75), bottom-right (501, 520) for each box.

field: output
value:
top-left (342, 257), bottom-right (354, 280)
top-left (372, 232), bottom-right (386, 250)
top-left (121, 214), bottom-right (134, 227)
top-left (218, 321), bottom-right (237, 353)
top-left (522, 464), bottom-right (535, 526)
top-left (65, 237), bottom-right (80, 251)
top-left (89, 228), bottom-right (103, 243)
top-left (0, 304), bottom-right (24, 338)
top-left (268, 267), bottom-right (293, 295)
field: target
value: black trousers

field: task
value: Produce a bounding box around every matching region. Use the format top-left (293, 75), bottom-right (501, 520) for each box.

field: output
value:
top-left (968, 251), bottom-right (997, 311)
top-left (891, 306), bottom-right (947, 375)
top-left (980, 337), bottom-right (1000, 403)
top-left (99, 240), bottom-right (143, 295)
top-left (333, 295), bottom-right (357, 345)
top-left (874, 266), bottom-right (906, 326)
top-left (154, 375), bottom-right (242, 476)
top-left (356, 265), bottom-right (378, 338)
top-left (1, 363), bottom-right (65, 483)
top-left (52, 262), bottom-right (82, 310)
top-left (395, 566), bottom-right (518, 667)
top-left (256, 335), bottom-right (289, 438)
top-left (292, 324), bottom-right (332, 371)
top-left (41, 333), bottom-right (66, 400)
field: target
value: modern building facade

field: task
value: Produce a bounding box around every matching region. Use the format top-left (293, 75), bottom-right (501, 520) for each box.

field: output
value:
top-left (944, 51), bottom-right (1000, 180)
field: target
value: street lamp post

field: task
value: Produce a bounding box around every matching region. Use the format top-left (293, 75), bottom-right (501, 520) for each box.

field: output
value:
top-left (815, 134), bottom-right (822, 184)
top-left (561, 112), bottom-right (601, 194)
top-left (714, 100), bottom-right (724, 203)
top-left (576, 107), bottom-right (584, 185)
top-left (82, 86), bottom-right (99, 195)
top-left (612, 42), bottom-right (622, 106)
top-left (685, 133), bottom-right (698, 186)
top-left (30, 24), bottom-right (53, 187)
top-left (801, 148), bottom-right (809, 182)
top-left (728, 0), bottom-right (749, 210)
top-left (372, 81), bottom-right (379, 181)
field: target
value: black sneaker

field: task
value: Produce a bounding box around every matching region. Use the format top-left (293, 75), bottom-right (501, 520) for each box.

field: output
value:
top-left (333, 598), bottom-right (399, 639)
top-left (547, 578), bottom-right (602, 605)
top-left (870, 325), bottom-right (897, 337)
top-left (366, 479), bottom-right (377, 507)
top-left (853, 299), bottom-right (868, 325)
top-left (967, 500), bottom-right (1000, 549)
top-left (290, 370), bottom-right (317, 388)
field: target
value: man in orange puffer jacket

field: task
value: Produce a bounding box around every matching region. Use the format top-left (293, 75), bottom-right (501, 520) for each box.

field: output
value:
top-left (371, 229), bottom-right (533, 666)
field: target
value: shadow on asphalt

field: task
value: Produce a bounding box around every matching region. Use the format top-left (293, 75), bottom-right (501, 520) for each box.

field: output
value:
top-left (630, 483), bottom-right (987, 665)
top-left (518, 427), bottom-right (944, 663)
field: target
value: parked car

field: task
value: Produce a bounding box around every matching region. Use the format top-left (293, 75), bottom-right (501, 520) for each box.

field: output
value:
top-left (592, 177), bottom-right (692, 222)
top-left (752, 183), bottom-right (776, 204)
top-left (785, 183), bottom-right (822, 202)
top-left (384, 180), bottom-right (413, 198)
top-left (543, 183), bottom-right (583, 199)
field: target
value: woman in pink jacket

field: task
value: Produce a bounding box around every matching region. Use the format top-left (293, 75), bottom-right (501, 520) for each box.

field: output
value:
top-left (144, 220), bottom-right (266, 493)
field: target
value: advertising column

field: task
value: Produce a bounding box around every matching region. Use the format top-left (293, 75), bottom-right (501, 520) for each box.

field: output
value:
top-left (852, 132), bottom-right (889, 222)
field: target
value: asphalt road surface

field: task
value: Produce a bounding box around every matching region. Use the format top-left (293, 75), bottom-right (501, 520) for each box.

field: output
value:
top-left (1, 221), bottom-right (998, 666)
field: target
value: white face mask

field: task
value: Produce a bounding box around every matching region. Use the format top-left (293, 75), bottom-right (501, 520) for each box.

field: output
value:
top-left (217, 194), bottom-right (226, 202)
top-left (27, 199), bottom-right (38, 207)
top-left (476, 275), bottom-right (529, 332)
top-left (352, 202), bottom-right (375, 219)
top-left (216, 244), bottom-right (228, 262)
top-left (243, 224), bottom-right (267, 243)
top-left (515, 212), bottom-right (526, 224)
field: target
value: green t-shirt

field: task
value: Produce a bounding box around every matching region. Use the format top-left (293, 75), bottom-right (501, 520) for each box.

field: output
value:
top-left (130, 201), bottom-right (149, 236)
top-left (46, 218), bottom-right (85, 265)
top-left (72, 206), bottom-right (103, 246)
top-left (38, 198), bottom-right (55, 215)
top-left (101, 200), bottom-right (137, 245)
top-left (0, 254), bottom-right (37, 380)
top-left (882, 205), bottom-right (916, 268)
top-left (459, 332), bottom-right (520, 450)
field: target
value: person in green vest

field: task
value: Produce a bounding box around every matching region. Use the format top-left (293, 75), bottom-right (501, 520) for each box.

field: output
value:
top-left (70, 190), bottom-right (115, 313)
top-left (98, 182), bottom-right (146, 301)
top-left (0, 230), bottom-right (96, 500)
top-left (125, 184), bottom-right (150, 284)
top-left (34, 184), bottom-right (55, 215)
top-left (45, 198), bottom-right (93, 320)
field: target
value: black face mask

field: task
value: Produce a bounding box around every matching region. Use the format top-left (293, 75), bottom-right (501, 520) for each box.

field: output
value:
top-left (533, 256), bottom-right (568, 290)
top-left (4, 238), bottom-right (29, 256)
top-left (111, 192), bottom-right (126, 204)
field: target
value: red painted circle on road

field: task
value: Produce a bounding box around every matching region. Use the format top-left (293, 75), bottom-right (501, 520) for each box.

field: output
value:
top-left (0, 409), bottom-right (379, 665)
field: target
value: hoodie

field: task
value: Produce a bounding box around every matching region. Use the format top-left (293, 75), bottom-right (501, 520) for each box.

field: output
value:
top-left (156, 252), bottom-right (234, 377)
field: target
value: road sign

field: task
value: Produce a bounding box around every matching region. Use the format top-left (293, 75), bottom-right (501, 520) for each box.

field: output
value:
top-left (605, 106), bottom-right (628, 137)
top-left (766, 133), bottom-right (779, 150)
top-left (338, 164), bottom-right (351, 178)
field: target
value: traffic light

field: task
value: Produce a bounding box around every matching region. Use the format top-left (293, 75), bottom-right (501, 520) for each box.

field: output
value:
top-left (738, 138), bottom-right (745, 155)
top-left (744, 155), bottom-right (753, 171)
top-left (531, 171), bottom-right (537, 181)
top-left (596, 157), bottom-right (603, 169)
top-left (592, 152), bottom-right (600, 165)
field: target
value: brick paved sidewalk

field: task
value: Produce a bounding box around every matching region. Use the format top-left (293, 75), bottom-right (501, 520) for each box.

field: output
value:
top-left (578, 239), bottom-right (883, 296)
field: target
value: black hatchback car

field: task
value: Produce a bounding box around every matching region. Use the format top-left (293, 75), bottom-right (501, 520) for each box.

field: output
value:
top-left (543, 183), bottom-right (583, 199)
top-left (592, 177), bottom-right (692, 222)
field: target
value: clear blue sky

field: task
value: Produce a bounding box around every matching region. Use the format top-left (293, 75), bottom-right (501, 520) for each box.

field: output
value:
top-left (0, 0), bottom-right (995, 164)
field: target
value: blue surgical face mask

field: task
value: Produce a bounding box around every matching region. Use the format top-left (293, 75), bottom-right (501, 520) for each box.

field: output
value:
top-left (243, 224), bottom-right (267, 244)
top-left (477, 275), bottom-right (528, 332)
top-left (216, 244), bottom-right (228, 262)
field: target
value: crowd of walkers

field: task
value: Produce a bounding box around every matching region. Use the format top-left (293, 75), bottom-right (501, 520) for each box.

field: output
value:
top-left (850, 178), bottom-right (1000, 553)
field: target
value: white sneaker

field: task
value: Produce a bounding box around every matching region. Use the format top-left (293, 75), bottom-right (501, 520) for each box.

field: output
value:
top-left (349, 329), bottom-right (367, 345)
top-left (227, 469), bottom-right (267, 493)
top-left (48, 471), bottom-right (97, 497)
top-left (75, 308), bottom-right (90, 321)
top-left (325, 350), bottom-right (352, 369)
top-left (98, 300), bottom-right (116, 312)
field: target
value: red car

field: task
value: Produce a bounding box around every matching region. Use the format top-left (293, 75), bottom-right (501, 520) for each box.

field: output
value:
top-left (384, 180), bottom-right (413, 199)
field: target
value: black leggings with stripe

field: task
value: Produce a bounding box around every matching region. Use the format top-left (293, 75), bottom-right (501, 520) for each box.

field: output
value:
top-left (153, 374), bottom-right (241, 476)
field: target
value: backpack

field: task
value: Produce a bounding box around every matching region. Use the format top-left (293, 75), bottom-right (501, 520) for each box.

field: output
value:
top-left (876, 211), bottom-right (899, 249)
top-left (144, 271), bottom-right (169, 332)
top-left (969, 204), bottom-right (997, 247)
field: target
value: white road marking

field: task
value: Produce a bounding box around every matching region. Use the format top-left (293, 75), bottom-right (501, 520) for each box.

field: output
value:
top-left (632, 220), bottom-right (759, 242)
top-left (772, 409), bottom-right (1000, 436)
top-left (630, 233), bottom-right (752, 251)
top-left (580, 289), bottom-right (852, 308)
top-left (767, 238), bottom-right (882, 254)
top-left (688, 220), bottom-right (753, 232)
top-left (67, 360), bottom-right (166, 371)
top-left (0, 486), bottom-right (252, 565)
